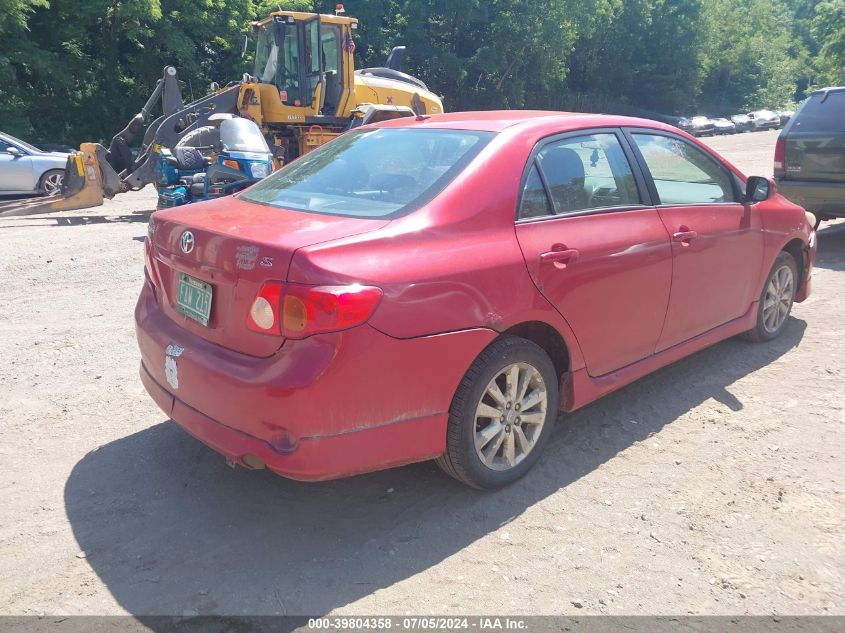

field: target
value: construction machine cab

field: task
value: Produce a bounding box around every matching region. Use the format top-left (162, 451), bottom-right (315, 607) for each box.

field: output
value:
top-left (29, 9), bottom-right (443, 214)
top-left (249, 12), bottom-right (355, 120)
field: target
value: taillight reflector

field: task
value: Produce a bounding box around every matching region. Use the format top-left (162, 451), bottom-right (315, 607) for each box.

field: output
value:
top-left (247, 283), bottom-right (382, 338)
top-left (283, 285), bottom-right (383, 339)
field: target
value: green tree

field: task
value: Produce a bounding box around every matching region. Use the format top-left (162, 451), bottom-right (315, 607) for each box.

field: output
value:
top-left (566, 0), bottom-right (704, 115)
top-left (0, 0), bottom-right (837, 146)
top-left (812, 0), bottom-right (845, 84)
top-left (699, 0), bottom-right (805, 113)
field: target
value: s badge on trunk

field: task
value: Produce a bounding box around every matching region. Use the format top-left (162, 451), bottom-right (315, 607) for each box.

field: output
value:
top-left (180, 231), bottom-right (195, 254)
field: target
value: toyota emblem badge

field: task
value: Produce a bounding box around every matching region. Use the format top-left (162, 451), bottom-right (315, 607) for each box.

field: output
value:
top-left (180, 231), bottom-right (195, 254)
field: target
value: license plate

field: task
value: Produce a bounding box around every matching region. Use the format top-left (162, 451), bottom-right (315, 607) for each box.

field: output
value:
top-left (175, 273), bottom-right (212, 326)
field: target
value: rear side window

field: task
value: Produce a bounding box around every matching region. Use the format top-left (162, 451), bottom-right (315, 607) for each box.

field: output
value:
top-left (518, 165), bottom-right (552, 219)
top-left (241, 128), bottom-right (493, 218)
top-left (632, 134), bottom-right (735, 205)
top-left (518, 132), bottom-right (640, 219)
top-left (791, 92), bottom-right (845, 133)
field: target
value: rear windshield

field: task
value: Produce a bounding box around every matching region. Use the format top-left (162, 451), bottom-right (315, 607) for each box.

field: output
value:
top-left (791, 91), bottom-right (845, 133)
top-left (241, 128), bottom-right (493, 218)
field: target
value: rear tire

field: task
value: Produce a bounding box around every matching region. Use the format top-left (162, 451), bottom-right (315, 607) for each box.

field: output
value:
top-left (39, 169), bottom-right (64, 196)
top-left (744, 251), bottom-right (798, 343)
top-left (176, 125), bottom-right (219, 149)
top-left (436, 336), bottom-right (559, 489)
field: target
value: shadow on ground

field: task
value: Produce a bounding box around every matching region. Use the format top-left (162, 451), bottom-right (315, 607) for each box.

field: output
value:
top-left (0, 211), bottom-right (152, 228)
top-left (64, 316), bottom-right (806, 617)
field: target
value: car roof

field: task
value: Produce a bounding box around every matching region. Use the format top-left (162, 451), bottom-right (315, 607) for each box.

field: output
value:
top-left (808, 86), bottom-right (845, 98)
top-left (370, 110), bottom-right (678, 134)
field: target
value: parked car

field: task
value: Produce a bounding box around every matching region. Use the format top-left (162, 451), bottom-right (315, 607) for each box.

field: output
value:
top-left (712, 118), bottom-right (737, 134)
top-left (676, 117), bottom-right (694, 134)
top-left (777, 110), bottom-right (795, 126)
top-left (0, 132), bottom-right (69, 196)
top-left (137, 111), bottom-right (816, 489)
top-left (775, 86), bottom-right (845, 228)
top-left (689, 116), bottom-right (716, 136)
top-left (731, 114), bottom-right (753, 132)
top-left (36, 143), bottom-right (75, 154)
top-left (748, 110), bottom-right (781, 131)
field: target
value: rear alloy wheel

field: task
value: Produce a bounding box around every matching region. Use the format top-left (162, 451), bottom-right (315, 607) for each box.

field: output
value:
top-left (436, 336), bottom-right (559, 489)
top-left (39, 169), bottom-right (64, 196)
top-left (745, 251), bottom-right (798, 342)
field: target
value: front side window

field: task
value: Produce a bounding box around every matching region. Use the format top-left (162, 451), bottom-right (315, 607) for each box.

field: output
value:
top-left (518, 132), bottom-right (640, 219)
top-left (254, 23), bottom-right (302, 106)
top-left (0, 135), bottom-right (37, 153)
top-left (632, 133), bottom-right (735, 204)
top-left (305, 19), bottom-right (321, 99)
top-left (322, 24), bottom-right (341, 75)
top-left (241, 128), bottom-right (493, 218)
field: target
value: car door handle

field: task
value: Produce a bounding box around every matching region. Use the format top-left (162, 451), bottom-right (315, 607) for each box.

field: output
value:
top-left (672, 229), bottom-right (698, 243)
top-left (540, 248), bottom-right (579, 265)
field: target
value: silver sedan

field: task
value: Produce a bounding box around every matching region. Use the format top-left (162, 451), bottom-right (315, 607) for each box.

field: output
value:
top-left (0, 132), bottom-right (70, 196)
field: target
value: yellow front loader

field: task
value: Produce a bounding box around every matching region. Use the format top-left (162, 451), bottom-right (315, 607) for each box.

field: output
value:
top-left (36, 9), bottom-right (443, 214)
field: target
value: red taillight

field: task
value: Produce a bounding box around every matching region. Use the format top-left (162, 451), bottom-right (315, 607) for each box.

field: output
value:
top-left (282, 285), bottom-right (383, 339)
top-left (143, 238), bottom-right (160, 289)
top-left (247, 283), bottom-right (382, 338)
top-left (247, 281), bottom-right (284, 334)
top-left (774, 137), bottom-right (786, 174)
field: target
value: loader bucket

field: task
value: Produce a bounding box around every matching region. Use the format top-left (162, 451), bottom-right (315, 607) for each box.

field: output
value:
top-left (0, 144), bottom-right (112, 217)
top-left (48, 143), bottom-right (109, 211)
top-left (0, 143), bottom-right (121, 217)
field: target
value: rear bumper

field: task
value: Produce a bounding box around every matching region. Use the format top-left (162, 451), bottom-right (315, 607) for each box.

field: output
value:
top-left (776, 178), bottom-right (845, 217)
top-left (140, 364), bottom-right (448, 481)
top-left (135, 284), bottom-right (496, 480)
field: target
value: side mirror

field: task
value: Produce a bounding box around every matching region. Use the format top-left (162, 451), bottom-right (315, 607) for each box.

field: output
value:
top-left (241, 34), bottom-right (249, 59)
top-left (746, 176), bottom-right (771, 203)
top-left (6, 146), bottom-right (22, 156)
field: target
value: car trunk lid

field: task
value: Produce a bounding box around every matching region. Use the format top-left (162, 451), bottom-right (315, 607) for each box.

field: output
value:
top-left (149, 195), bottom-right (390, 356)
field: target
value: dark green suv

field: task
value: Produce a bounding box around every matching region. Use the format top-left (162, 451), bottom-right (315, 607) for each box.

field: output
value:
top-left (775, 86), bottom-right (845, 228)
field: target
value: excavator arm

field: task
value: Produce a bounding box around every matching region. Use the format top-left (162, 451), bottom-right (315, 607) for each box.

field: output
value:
top-left (32, 66), bottom-right (240, 214)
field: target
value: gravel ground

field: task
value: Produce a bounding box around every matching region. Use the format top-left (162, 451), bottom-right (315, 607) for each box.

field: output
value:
top-left (0, 129), bottom-right (842, 617)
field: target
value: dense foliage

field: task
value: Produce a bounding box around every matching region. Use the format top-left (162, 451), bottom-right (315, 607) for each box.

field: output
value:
top-left (1, 0), bottom-right (842, 145)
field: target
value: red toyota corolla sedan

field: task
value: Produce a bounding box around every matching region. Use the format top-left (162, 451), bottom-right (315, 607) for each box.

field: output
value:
top-left (137, 111), bottom-right (816, 489)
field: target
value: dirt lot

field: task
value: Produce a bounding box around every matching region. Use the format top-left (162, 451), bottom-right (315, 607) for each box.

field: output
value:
top-left (0, 129), bottom-right (842, 617)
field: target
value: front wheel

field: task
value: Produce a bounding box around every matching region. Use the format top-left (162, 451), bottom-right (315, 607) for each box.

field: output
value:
top-left (39, 169), bottom-right (64, 196)
top-left (745, 251), bottom-right (798, 342)
top-left (436, 336), bottom-right (559, 489)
